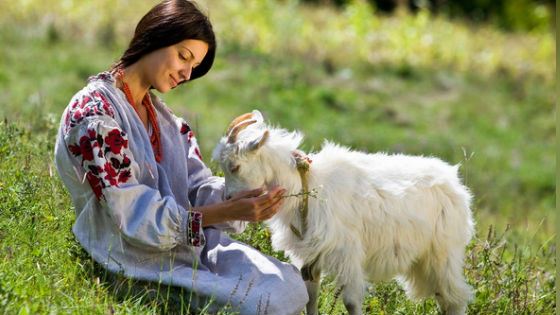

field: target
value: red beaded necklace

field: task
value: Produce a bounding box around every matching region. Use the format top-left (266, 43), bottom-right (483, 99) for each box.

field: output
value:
top-left (113, 67), bottom-right (162, 163)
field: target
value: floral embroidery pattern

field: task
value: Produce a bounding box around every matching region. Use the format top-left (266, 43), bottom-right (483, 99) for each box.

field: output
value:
top-left (187, 211), bottom-right (205, 247)
top-left (105, 129), bottom-right (129, 154)
top-left (64, 90), bottom-right (115, 133)
top-left (179, 119), bottom-right (203, 160)
top-left (63, 81), bottom-right (205, 247)
top-left (68, 125), bottom-right (132, 200)
top-left (180, 121), bottom-right (191, 135)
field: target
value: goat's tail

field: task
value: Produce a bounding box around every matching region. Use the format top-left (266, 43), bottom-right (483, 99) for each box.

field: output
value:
top-left (436, 164), bottom-right (475, 245)
top-left (401, 177), bottom-right (474, 314)
top-left (432, 177), bottom-right (474, 308)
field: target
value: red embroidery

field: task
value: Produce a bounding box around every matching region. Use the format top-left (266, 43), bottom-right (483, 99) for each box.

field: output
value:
top-left (79, 136), bottom-right (95, 161)
top-left (103, 162), bottom-right (118, 186)
top-left (64, 90), bottom-right (115, 134)
top-left (180, 122), bottom-right (191, 135)
top-left (118, 170), bottom-right (132, 183)
top-left (68, 126), bottom-right (133, 201)
top-left (105, 129), bottom-right (128, 155)
top-left (187, 211), bottom-right (204, 247)
top-left (178, 119), bottom-right (204, 161)
top-left (194, 147), bottom-right (203, 160)
top-left (86, 172), bottom-right (104, 200)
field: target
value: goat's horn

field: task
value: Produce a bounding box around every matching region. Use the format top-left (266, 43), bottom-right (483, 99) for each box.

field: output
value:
top-left (227, 119), bottom-right (257, 143)
top-left (226, 112), bottom-right (254, 135)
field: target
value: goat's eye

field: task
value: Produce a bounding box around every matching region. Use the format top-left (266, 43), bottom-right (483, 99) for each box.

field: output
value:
top-left (230, 165), bottom-right (240, 173)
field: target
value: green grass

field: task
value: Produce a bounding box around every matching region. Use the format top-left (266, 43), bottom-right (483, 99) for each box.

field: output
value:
top-left (0, 0), bottom-right (555, 314)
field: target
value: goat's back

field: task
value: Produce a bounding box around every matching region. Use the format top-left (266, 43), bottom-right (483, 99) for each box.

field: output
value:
top-left (300, 142), bottom-right (473, 279)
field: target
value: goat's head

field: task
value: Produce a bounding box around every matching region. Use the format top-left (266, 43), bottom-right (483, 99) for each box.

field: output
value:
top-left (212, 110), bottom-right (272, 198)
top-left (212, 110), bottom-right (303, 199)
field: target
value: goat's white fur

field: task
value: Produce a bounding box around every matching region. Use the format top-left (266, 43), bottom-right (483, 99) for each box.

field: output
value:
top-left (213, 110), bottom-right (475, 315)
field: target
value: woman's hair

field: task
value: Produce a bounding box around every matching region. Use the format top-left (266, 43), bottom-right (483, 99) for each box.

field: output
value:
top-left (113, 0), bottom-right (216, 82)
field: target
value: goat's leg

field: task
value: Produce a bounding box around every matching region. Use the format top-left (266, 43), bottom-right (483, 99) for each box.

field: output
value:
top-left (305, 278), bottom-right (320, 315)
top-left (327, 248), bottom-right (365, 315)
top-left (432, 248), bottom-right (472, 315)
top-left (434, 271), bottom-right (470, 315)
top-left (435, 293), bottom-right (467, 315)
top-left (341, 279), bottom-right (364, 315)
top-left (302, 263), bottom-right (321, 315)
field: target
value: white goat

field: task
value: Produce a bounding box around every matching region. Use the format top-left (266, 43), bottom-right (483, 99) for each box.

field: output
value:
top-left (212, 110), bottom-right (475, 315)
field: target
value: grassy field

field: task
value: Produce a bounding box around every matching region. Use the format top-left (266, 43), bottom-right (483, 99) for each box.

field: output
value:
top-left (0, 0), bottom-right (555, 314)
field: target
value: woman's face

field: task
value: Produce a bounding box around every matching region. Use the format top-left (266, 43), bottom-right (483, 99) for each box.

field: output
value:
top-left (141, 39), bottom-right (209, 93)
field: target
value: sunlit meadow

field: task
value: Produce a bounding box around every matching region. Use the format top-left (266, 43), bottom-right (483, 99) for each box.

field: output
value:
top-left (0, 0), bottom-right (555, 314)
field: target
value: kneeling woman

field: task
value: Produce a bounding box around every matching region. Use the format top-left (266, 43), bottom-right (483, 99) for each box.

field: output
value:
top-left (54, 1), bottom-right (308, 313)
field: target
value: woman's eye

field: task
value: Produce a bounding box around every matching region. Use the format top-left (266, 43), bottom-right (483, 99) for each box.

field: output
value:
top-left (179, 53), bottom-right (187, 61)
top-left (230, 165), bottom-right (240, 173)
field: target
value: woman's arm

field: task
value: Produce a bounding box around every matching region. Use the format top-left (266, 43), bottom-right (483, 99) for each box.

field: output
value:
top-left (63, 102), bottom-right (204, 250)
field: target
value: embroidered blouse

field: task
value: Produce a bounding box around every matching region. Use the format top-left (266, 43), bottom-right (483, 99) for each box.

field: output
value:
top-left (54, 71), bottom-right (245, 263)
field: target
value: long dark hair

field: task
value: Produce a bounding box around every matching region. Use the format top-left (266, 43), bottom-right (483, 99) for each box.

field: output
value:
top-left (113, 0), bottom-right (216, 82)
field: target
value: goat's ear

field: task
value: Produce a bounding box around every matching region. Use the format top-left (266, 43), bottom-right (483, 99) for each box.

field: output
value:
top-left (247, 130), bottom-right (269, 152)
top-left (251, 110), bottom-right (264, 124)
top-left (211, 139), bottom-right (226, 162)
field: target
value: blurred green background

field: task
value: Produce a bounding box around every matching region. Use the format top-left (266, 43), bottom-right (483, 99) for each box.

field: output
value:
top-left (0, 0), bottom-right (555, 314)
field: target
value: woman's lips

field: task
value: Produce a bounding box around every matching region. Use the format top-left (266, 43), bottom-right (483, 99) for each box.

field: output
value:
top-left (170, 75), bottom-right (178, 88)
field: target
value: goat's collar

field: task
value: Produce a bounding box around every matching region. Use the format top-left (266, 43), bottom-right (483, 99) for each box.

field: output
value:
top-left (291, 151), bottom-right (320, 282)
top-left (292, 150), bottom-right (313, 169)
top-left (290, 151), bottom-right (312, 240)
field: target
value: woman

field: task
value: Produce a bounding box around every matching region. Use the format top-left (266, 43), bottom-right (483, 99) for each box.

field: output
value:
top-left (53, 1), bottom-right (308, 314)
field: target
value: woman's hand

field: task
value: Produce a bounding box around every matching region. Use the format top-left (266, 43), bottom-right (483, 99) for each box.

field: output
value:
top-left (196, 186), bottom-right (286, 227)
top-left (226, 187), bottom-right (286, 222)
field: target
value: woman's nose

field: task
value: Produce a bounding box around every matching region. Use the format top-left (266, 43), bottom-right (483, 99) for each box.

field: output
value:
top-left (179, 67), bottom-right (192, 82)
